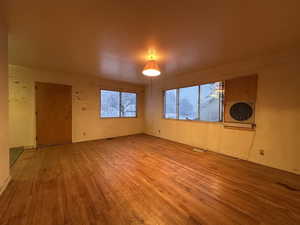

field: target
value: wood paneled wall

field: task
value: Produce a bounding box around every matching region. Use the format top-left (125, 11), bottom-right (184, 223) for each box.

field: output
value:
top-left (224, 74), bottom-right (258, 122)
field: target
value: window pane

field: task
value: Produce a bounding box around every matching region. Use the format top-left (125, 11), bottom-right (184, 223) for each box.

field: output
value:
top-left (165, 89), bottom-right (177, 119)
top-left (121, 92), bottom-right (137, 117)
top-left (179, 86), bottom-right (199, 120)
top-left (100, 90), bottom-right (120, 118)
top-left (199, 82), bottom-right (222, 122)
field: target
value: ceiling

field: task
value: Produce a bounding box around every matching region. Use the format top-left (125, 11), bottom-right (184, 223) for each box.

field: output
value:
top-left (6, 0), bottom-right (300, 84)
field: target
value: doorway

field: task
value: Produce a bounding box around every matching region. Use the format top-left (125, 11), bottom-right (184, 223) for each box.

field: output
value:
top-left (35, 82), bottom-right (72, 147)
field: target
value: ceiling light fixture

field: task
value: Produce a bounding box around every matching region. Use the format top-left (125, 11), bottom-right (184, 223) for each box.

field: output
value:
top-left (142, 50), bottom-right (161, 77)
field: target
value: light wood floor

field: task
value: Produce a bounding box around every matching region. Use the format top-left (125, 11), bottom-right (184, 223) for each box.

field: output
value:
top-left (1, 134), bottom-right (300, 225)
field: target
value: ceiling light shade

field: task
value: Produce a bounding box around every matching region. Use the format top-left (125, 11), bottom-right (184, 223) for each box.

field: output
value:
top-left (142, 60), bottom-right (161, 77)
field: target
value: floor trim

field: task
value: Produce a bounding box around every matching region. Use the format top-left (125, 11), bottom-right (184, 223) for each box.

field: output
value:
top-left (73, 133), bottom-right (144, 144)
top-left (145, 133), bottom-right (300, 176)
top-left (0, 175), bottom-right (11, 196)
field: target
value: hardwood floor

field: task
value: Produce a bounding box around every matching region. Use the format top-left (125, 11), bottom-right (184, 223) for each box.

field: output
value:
top-left (0, 134), bottom-right (300, 225)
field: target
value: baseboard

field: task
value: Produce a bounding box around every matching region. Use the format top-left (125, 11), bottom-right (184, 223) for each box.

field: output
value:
top-left (0, 175), bottom-right (11, 196)
top-left (24, 145), bottom-right (36, 150)
top-left (145, 133), bottom-right (300, 176)
top-left (73, 133), bottom-right (144, 144)
top-left (9, 145), bottom-right (36, 150)
top-left (10, 146), bottom-right (24, 151)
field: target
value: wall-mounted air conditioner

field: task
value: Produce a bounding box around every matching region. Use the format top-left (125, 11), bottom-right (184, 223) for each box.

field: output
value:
top-left (224, 101), bottom-right (255, 124)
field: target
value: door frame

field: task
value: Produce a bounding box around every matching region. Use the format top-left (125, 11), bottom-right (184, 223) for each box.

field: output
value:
top-left (35, 82), bottom-right (73, 148)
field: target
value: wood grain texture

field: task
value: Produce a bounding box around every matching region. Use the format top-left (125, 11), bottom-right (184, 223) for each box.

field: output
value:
top-left (0, 134), bottom-right (299, 225)
top-left (224, 75), bottom-right (258, 123)
top-left (224, 75), bottom-right (258, 103)
top-left (36, 82), bottom-right (72, 147)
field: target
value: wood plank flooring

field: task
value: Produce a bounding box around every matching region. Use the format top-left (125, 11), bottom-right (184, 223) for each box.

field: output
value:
top-left (0, 134), bottom-right (300, 225)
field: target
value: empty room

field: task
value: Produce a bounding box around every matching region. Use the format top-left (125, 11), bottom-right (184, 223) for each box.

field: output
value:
top-left (1, 1), bottom-right (300, 225)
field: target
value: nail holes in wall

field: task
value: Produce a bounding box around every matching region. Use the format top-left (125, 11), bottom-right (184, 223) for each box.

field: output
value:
top-left (259, 149), bottom-right (265, 156)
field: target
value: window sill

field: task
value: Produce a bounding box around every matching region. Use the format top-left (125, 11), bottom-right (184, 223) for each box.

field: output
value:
top-left (162, 118), bottom-right (256, 131)
top-left (162, 118), bottom-right (223, 124)
top-left (223, 122), bottom-right (256, 131)
top-left (223, 126), bottom-right (255, 131)
top-left (100, 117), bottom-right (138, 119)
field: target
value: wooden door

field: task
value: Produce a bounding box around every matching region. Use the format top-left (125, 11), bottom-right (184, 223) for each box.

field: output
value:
top-left (36, 82), bottom-right (72, 147)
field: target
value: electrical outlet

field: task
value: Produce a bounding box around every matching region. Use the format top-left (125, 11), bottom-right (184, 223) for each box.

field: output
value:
top-left (259, 149), bottom-right (265, 156)
top-left (83, 132), bottom-right (86, 136)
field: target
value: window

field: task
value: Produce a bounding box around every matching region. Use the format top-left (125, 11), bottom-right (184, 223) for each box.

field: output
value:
top-left (200, 83), bottom-right (222, 122)
top-left (179, 86), bottom-right (199, 120)
top-left (121, 92), bottom-right (137, 117)
top-left (164, 89), bottom-right (177, 119)
top-left (164, 82), bottom-right (224, 122)
top-left (100, 90), bottom-right (137, 118)
top-left (101, 90), bottom-right (120, 118)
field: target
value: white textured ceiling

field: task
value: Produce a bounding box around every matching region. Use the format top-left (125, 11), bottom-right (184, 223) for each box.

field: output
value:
top-left (7, 0), bottom-right (300, 83)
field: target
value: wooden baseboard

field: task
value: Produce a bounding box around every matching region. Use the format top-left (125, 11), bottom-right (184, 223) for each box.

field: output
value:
top-left (145, 133), bottom-right (300, 176)
top-left (9, 145), bottom-right (36, 150)
top-left (0, 176), bottom-right (11, 196)
top-left (24, 145), bottom-right (36, 150)
top-left (73, 133), bottom-right (144, 144)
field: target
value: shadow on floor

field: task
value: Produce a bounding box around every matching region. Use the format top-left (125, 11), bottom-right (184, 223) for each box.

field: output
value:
top-left (10, 147), bottom-right (24, 167)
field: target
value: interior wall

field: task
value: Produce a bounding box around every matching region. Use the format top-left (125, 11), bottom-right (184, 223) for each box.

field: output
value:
top-left (145, 51), bottom-right (300, 174)
top-left (0, 15), bottom-right (10, 194)
top-left (9, 65), bottom-right (145, 148)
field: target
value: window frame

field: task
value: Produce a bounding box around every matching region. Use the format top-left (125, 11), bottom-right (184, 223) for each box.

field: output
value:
top-left (163, 88), bottom-right (178, 120)
top-left (178, 85), bottom-right (199, 121)
top-left (163, 81), bottom-right (224, 123)
top-left (100, 89), bottom-right (138, 119)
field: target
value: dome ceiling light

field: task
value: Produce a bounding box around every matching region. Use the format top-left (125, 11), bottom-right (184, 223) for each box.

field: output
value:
top-left (142, 50), bottom-right (161, 77)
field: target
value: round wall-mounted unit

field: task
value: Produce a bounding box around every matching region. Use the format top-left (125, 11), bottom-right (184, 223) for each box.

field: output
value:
top-left (229, 102), bottom-right (253, 121)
